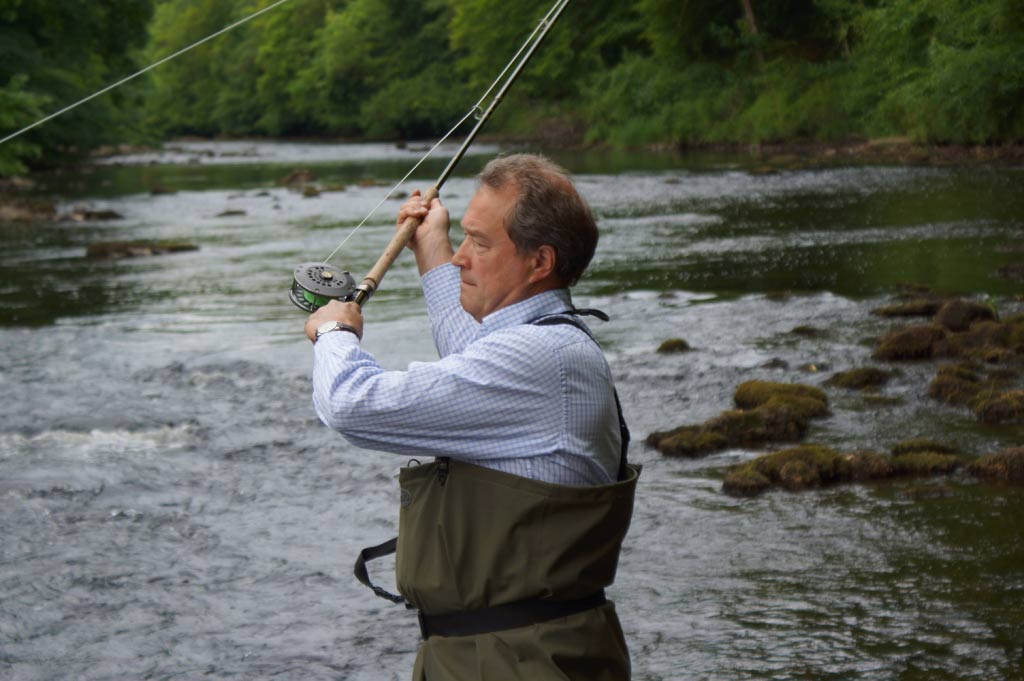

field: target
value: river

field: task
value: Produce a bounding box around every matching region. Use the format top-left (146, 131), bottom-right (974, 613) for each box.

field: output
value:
top-left (1, 141), bottom-right (1022, 680)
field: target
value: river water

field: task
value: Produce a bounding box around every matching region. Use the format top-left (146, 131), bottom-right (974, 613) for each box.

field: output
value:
top-left (1, 141), bottom-right (1022, 680)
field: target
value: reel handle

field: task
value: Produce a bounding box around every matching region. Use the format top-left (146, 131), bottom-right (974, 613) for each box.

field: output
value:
top-left (353, 185), bottom-right (439, 307)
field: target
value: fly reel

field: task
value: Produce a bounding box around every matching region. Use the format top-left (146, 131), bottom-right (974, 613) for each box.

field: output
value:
top-left (289, 262), bottom-right (357, 312)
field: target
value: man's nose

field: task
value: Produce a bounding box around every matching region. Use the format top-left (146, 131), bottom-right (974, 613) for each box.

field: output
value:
top-left (451, 239), bottom-right (469, 268)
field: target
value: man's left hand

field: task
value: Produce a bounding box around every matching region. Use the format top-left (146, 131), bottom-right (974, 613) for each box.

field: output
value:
top-left (305, 301), bottom-right (363, 343)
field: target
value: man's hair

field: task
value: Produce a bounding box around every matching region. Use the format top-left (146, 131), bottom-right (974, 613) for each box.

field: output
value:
top-left (478, 154), bottom-right (597, 287)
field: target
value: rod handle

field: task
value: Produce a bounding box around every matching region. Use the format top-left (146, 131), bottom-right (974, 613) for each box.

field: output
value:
top-left (353, 185), bottom-right (439, 307)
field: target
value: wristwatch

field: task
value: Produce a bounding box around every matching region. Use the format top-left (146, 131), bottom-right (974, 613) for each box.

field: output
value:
top-left (315, 320), bottom-right (360, 342)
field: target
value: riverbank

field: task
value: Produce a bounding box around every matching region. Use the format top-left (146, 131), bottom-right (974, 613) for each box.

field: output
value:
top-left (4, 137), bottom-right (1024, 225)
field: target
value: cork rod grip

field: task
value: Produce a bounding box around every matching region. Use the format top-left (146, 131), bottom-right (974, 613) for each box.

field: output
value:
top-left (354, 185), bottom-right (439, 307)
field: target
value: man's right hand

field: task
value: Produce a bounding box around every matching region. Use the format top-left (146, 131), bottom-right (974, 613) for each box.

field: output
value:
top-left (399, 189), bottom-right (454, 275)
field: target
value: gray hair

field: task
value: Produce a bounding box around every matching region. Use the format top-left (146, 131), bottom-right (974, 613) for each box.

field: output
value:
top-left (478, 154), bottom-right (598, 287)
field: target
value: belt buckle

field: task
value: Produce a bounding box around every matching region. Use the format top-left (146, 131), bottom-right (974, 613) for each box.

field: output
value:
top-left (417, 610), bottom-right (429, 640)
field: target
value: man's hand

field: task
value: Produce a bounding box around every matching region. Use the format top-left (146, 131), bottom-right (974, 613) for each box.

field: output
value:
top-left (399, 189), bottom-right (453, 275)
top-left (305, 301), bottom-right (363, 343)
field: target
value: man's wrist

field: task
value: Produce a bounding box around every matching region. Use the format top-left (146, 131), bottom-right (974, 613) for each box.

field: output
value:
top-left (315, 320), bottom-right (361, 342)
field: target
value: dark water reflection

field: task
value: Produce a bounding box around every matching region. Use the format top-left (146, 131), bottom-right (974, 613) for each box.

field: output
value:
top-left (1, 142), bottom-right (1022, 680)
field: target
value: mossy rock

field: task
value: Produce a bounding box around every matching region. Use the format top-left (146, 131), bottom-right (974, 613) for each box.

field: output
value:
top-left (85, 240), bottom-right (199, 259)
top-left (723, 445), bottom-right (847, 496)
top-left (890, 452), bottom-right (964, 476)
top-left (873, 324), bottom-right (947, 361)
top-left (846, 450), bottom-right (895, 480)
top-left (928, 363), bottom-right (982, 405)
top-left (825, 367), bottom-right (892, 390)
top-left (656, 338), bottom-right (691, 354)
top-left (302, 185), bottom-right (321, 198)
top-left (721, 467), bottom-right (771, 496)
top-left (891, 438), bottom-right (961, 456)
top-left (871, 299), bottom-right (944, 317)
top-left (973, 390), bottom-right (1024, 424)
top-left (966, 447), bottom-right (1024, 483)
top-left (733, 381), bottom-right (828, 412)
top-left (934, 299), bottom-right (997, 332)
top-left (648, 381), bottom-right (829, 459)
top-left (650, 426), bottom-right (728, 458)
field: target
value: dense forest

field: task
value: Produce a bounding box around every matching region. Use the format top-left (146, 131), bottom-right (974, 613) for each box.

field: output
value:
top-left (2, 0), bottom-right (1024, 175)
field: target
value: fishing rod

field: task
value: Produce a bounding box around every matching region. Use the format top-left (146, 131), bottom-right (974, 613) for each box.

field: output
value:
top-left (288, 0), bottom-right (571, 313)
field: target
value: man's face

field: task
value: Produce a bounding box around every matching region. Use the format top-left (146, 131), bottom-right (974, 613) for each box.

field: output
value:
top-left (452, 184), bottom-right (539, 322)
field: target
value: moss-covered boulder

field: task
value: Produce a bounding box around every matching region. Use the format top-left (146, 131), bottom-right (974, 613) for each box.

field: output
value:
top-left (891, 451), bottom-right (964, 476)
top-left (966, 447), bottom-right (1024, 483)
top-left (647, 381), bottom-right (829, 458)
top-left (723, 445), bottom-right (847, 495)
top-left (656, 338), bottom-right (691, 354)
top-left (889, 439), bottom-right (966, 476)
top-left (928, 363), bottom-right (983, 405)
top-left (733, 381), bottom-right (828, 413)
top-left (645, 426), bottom-right (727, 457)
top-left (973, 390), bottom-right (1024, 424)
top-left (891, 438), bottom-right (961, 456)
top-left (825, 367), bottom-right (893, 390)
top-left (871, 299), bottom-right (944, 317)
top-left (846, 450), bottom-right (896, 480)
top-left (85, 241), bottom-right (199, 259)
top-left (722, 441), bottom-right (968, 497)
top-left (934, 299), bottom-right (997, 332)
top-left (873, 325), bottom-right (947, 360)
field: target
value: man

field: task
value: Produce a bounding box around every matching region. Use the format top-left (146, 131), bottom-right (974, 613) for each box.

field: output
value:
top-left (305, 154), bottom-right (638, 680)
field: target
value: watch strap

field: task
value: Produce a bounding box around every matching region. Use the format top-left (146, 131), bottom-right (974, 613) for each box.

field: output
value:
top-left (316, 322), bottom-right (361, 342)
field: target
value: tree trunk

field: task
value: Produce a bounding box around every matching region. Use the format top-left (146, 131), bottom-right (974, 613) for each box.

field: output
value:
top-left (739, 0), bottom-right (765, 65)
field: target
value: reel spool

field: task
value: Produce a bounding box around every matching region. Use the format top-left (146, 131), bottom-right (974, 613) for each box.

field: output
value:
top-left (289, 262), bottom-right (357, 312)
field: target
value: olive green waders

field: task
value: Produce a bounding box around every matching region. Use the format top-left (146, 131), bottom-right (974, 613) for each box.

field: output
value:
top-left (394, 459), bottom-right (639, 680)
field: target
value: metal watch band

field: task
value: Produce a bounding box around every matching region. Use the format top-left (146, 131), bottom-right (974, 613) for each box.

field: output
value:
top-left (316, 322), bottom-right (360, 342)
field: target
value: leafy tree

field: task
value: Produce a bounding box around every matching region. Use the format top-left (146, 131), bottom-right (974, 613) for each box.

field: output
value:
top-left (0, 0), bottom-right (154, 174)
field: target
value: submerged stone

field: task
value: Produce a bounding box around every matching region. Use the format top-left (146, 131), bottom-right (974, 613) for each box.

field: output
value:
top-left (825, 367), bottom-right (892, 390)
top-left (85, 241), bottom-right (199, 259)
top-left (656, 338), bottom-right (691, 353)
top-left (966, 447), bottom-right (1024, 483)
top-left (278, 169), bottom-right (315, 186)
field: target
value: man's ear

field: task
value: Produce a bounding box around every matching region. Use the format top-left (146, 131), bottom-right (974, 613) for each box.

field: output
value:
top-left (528, 244), bottom-right (558, 284)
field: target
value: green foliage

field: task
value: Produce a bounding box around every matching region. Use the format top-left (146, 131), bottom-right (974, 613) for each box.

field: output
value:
top-left (5, 0), bottom-right (1024, 176)
top-left (0, 0), bottom-right (154, 174)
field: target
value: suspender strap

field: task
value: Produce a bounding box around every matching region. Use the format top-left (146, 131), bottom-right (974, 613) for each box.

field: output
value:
top-left (417, 591), bottom-right (607, 640)
top-left (353, 536), bottom-right (407, 606)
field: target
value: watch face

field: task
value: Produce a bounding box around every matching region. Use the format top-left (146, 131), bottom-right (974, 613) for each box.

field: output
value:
top-left (317, 321), bottom-right (340, 336)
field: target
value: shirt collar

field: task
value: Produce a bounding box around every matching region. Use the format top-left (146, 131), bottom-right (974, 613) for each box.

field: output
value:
top-left (479, 288), bottom-right (574, 335)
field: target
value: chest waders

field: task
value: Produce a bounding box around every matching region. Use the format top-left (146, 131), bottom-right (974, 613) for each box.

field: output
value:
top-left (354, 312), bottom-right (639, 680)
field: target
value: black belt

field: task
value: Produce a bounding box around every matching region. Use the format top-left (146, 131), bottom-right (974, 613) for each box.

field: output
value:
top-left (417, 590), bottom-right (607, 639)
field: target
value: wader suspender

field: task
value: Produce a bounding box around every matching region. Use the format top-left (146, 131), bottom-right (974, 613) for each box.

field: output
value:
top-left (353, 308), bottom-right (631, 637)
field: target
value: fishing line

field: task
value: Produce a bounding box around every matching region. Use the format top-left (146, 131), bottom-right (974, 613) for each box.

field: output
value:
top-left (290, 0), bottom-right (571, 312)
top-left (0, 0), bottom-right (294, 147)
top-left (320, 0), bottom-right (568, 266)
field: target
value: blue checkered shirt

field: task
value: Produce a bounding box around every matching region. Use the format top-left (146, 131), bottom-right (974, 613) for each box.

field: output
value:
top-left (311, 263), bottom-right (621, 485)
